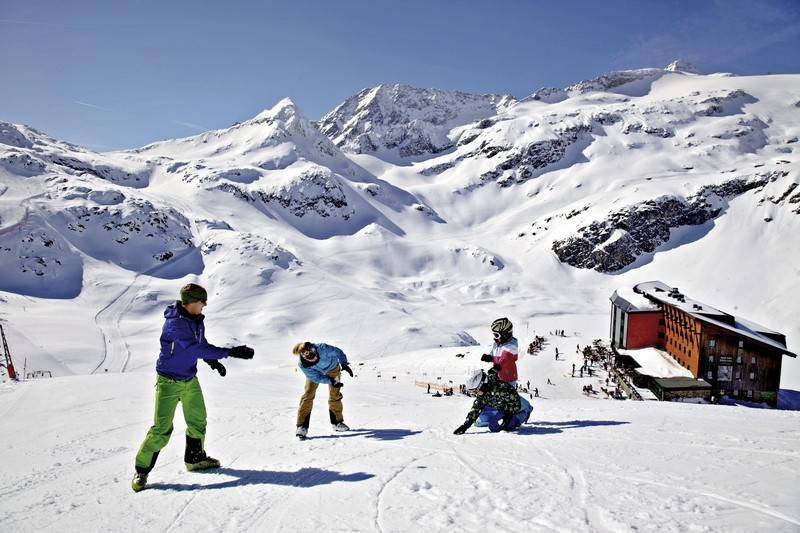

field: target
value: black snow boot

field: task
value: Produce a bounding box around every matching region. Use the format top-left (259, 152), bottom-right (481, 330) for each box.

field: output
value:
top-left (184, 435), bottom-right (220, 471)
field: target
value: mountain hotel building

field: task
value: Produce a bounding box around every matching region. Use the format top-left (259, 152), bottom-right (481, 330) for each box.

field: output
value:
top-left (610, 281), bottom-right (795, 407)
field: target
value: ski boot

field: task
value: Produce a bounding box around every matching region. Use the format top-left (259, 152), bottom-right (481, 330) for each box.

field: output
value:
top-left (184, 436), bottom-right (221, 471)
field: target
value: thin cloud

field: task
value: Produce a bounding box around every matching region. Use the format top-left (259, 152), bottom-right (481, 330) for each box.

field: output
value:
top-left (0, 18), bottom-right (155, 34)
top-left (171, 120), bottom-right (208, 132)
top-left (74, 101), bottom-right (118, 113)
top-left (0, 18), bottom-right (91, 29)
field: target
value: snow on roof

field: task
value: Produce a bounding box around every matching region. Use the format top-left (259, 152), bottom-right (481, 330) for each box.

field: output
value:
top-left (610, 287), bottom-right (660, 312)
top-left (632, 281), bottom-right (796, 357)
top-left (633, 281), bottom-right (729, 318)
top-left (618, 347), bottom-right (695, 378)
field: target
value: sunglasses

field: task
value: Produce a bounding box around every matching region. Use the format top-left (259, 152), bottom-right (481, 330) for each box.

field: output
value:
top-left (300, 349), bottom-right (318, 360)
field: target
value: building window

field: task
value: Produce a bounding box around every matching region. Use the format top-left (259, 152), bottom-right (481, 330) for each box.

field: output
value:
top-left (735, 370), bottom-right (741, 380)
top-left (747, 390), bottom-right (753, 398)
top-left (736, 356), bottom-right (742, 364)
top-left (709, 339), bottom-right (716, 348)
top-left (750, 356), bottom-right (757, 365)
top-left (738, 340), bottom-right (744, 349)
top-left (707, 371), bottom-right (713, 380)
top-left (708, 355), bottom-right (714, 363)
top-left (749, 372), bottom-right (756, 380)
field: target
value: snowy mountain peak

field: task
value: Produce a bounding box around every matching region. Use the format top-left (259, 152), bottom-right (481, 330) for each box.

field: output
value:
top-left (133, 97), bottom-right (324, 160)
top-left (250, 97), bottom-right (316, 138)
top-left (529, 61), bottom-right (706, 105)
top-left (0, 67), bottom-right (798, 389)
top-left (666, 59), bottom-right (701, 74)
top-left (316, 84), bottom-right (515, 158)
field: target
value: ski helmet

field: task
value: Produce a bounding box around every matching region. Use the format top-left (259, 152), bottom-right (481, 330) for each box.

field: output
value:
top-left (465, 369), bottom-right (486, 391)
top-left (491, 317), bottom-right (513, 336)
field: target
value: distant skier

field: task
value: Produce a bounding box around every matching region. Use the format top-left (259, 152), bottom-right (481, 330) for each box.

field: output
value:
top-left (480, 317), bottom-right (519, 387)
top-left (131, 283), bottom-right (255, 492)
top-left (453, 369), bottom-right (530, 435)
top-left (293, 341), bottom-right (353, 439)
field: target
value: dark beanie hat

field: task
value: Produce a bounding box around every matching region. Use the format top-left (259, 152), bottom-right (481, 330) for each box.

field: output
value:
top-left (180, 283), bottom-right (208, 304)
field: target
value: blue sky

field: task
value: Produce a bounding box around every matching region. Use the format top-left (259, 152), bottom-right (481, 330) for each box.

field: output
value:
top-left (1, 0), bottom-right (798, 151)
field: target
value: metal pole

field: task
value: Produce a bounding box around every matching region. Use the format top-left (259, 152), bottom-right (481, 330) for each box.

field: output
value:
top-left (0, 324), bottom-right (18, 380)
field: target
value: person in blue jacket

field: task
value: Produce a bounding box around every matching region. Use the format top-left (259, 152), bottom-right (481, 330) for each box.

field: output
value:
top-left (293, 341), bottom-right (353, 439)
top-left (131, 283), bottom-right (255, 492)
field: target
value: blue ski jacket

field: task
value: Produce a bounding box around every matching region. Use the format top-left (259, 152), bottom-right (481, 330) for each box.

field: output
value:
top-left (155, 302), bottom-right (229, 381)
top-left (298, 343), bottom-right (349, 385)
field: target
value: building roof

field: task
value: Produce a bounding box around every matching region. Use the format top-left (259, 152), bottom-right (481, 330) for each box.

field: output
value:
top-left (618, 347), bottom-right (695, 378)
top-left (632, 281), bottom-right (796, 358)
top-left (610, 287), bottom-right (660, 313)
top-left (651, 376), bottom-right (713, 391)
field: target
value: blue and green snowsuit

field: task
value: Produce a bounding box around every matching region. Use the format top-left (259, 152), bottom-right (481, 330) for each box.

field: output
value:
top-left (134, 302), bottom-right (229, 473)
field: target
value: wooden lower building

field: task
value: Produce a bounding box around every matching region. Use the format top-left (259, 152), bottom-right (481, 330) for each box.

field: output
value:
top-left (610, 281), bottom-right (796, 407)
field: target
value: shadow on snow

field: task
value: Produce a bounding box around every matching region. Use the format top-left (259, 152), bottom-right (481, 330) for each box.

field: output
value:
top-left (303, 427), bottom-right (422, 441)
top-left (514, 419), bottom-right (629, 436)
top-left (146, 428), bottom-right (418, 491)
top-left (150, 466), bottom-right (375, 491)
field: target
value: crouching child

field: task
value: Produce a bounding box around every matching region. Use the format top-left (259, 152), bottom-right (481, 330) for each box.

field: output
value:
top-left (453, 369), bottom-right (531, 435)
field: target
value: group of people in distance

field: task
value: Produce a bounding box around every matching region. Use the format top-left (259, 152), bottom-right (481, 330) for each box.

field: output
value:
top-left (130, 284), bottom-right (529, 493)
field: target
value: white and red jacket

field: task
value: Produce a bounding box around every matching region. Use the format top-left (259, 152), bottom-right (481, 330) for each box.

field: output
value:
top-left (491, 337), bottom-right (519, 383)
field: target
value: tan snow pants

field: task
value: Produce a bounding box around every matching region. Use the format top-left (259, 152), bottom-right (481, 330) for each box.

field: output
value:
top-left (296, 366), bottom-right (343, 427)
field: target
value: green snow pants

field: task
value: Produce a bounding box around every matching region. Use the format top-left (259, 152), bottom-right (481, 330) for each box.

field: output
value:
top-left (296, 366), bottom-right (343, 427)
top-left (135, 375), bottom-right (207, 473)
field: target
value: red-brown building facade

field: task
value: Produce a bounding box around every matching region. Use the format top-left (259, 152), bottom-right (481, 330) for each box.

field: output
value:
top-left (610, 281), bottom-right (796, 407)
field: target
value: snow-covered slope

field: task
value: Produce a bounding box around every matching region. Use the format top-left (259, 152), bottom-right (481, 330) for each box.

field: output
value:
top-left (1, 337), bottom-right (798, 532)
top-left (0, 62), bottom-right (798, 390)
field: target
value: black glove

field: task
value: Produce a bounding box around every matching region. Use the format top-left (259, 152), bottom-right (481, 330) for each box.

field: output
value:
top-left (341, 363), bottom-right (353, 377)
top-left (453, 423), bottom-right (470, 435)
top-left (331, 377), bottom-right (344, 389)
top-left (228, 345), bottom-right (254, 359)
top-left (204, 359), bottom-right (226, 377)
top-left (480, 353), bottom-right (493, 362)
top-left (500, 413), bottom-right (514, 430)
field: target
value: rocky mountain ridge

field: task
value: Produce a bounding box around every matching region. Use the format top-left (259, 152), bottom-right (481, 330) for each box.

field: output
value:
top-left (1, 61), bottom-right (797, 295)
top-left (315, 84), bottom-right (515, 158)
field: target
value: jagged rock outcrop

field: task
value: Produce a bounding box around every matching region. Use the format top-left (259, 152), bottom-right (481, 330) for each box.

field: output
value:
top-left (316, 84), bottom-right (515, 157)
top-left (551, 174), bottom-right (780, 272)
top-left (1, 63), bottom-right (797, 296)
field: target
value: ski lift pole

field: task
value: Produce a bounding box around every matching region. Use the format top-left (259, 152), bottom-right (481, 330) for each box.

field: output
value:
top-left (0, 324), bottom-right (18, 381)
